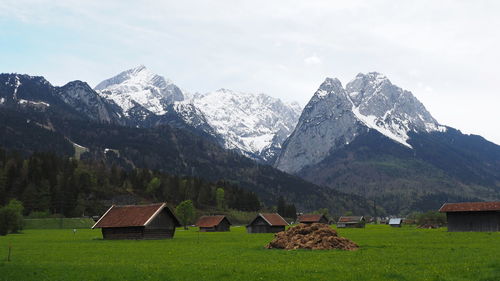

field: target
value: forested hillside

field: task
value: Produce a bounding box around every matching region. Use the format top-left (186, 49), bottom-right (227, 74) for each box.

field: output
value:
top-left (0, 148), bottom-right (261, 217)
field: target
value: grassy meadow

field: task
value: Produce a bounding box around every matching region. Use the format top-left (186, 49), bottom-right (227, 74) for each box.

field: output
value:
top-left (0, 225), bottom-right (499, 281)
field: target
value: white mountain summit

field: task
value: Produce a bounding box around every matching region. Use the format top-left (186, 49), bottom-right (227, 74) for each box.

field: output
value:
top-left (95, 65), bottom-right (186, 117)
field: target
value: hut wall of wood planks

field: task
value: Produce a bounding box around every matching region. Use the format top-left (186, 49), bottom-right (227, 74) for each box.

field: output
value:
top-left (439, 202), bottom-right (500, 232)
top-left (246, 213), bottom-right (288, 233)
top-left (196, 215), bottom-right (231, 232)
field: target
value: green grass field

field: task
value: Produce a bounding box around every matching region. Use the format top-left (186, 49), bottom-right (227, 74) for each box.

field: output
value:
top-left (0, 225), bottom-right (499, 281)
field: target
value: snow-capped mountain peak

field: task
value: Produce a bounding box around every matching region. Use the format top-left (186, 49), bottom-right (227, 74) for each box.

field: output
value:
top-left (345, 72), bottom-right (445, 147)
top-left (95, 66), bottom-right (185, 116)
top-left (191, 88), bottom-right (302, 161)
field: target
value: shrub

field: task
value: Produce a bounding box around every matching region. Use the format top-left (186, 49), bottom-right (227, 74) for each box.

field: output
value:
top-left (0, 208), bottom-right (18, 235)
top-left (0, 199), bottom-right (25, 235)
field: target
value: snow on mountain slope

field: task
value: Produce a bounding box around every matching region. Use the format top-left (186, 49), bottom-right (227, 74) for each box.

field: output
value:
top-left (188, 88), bottom-right (302, 161)
top-left (95, 66), bottom-right (185, 117)
top-left (346, 72), bottom-right (445, 148)
top-left (94, 66), bottom-right (301, 161)
top-left (275, 72), bottom-right (445, 173)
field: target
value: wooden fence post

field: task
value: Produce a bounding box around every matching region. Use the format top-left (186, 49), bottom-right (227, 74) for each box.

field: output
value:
top-left (7, 244), bottom-right (11, 262)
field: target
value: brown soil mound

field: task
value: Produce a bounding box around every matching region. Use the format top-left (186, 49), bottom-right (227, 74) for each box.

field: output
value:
top-left (265, 223), bottom-right (359, 250)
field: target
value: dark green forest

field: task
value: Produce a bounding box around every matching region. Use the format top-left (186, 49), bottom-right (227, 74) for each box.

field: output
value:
top-left (0, 148), bottom-right (261, 217)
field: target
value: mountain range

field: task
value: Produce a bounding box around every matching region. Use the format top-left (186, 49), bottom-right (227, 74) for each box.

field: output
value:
top-left (0, 67), bottom-right (499, 215)
top-left (92, 66), bottom-right (301, 162)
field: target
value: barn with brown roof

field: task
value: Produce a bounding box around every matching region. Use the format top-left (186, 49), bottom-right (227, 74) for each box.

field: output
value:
top-left (196, 215), bottom-right (231, 232)
top-left (439, 201), bottom-right (500, 232)
top-left (298, 214), bottom-right (329, 224)
top-left (92, 203), bottom-right (180, 239)
top-left (337, 216), bottom-right (366, 228)
top-left (246, 213), bottom-right (289, 233)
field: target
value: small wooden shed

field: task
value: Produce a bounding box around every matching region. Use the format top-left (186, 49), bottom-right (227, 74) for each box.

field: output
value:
top-left (298, 214), bottom-right (329, 224)
top-left (388, 218), bottom-right (403, 227)
top-left (439, 201), bottom-right (500, 232)
top-left (246, 213), bottom-right (288, 233)
top-left (196, 215), bottom-right (231, 232)
top-left (92, 203), bottom-right (180, 239)
top-left (337, 216), bottom-right (366, 228)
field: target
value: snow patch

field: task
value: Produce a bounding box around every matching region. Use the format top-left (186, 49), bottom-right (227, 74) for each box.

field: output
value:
top-left (347, 94), bottom-right (412, 148)
top-left (13, 75), bottom-right (21, 99)
top-left (18, 99), bottom-right (50, 107)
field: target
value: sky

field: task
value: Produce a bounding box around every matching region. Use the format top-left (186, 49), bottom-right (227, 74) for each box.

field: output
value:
top-left (1, 0), bottom-right (499, 144)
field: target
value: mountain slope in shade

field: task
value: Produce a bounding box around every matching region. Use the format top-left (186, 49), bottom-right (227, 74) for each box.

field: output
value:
top-left (58, 80), bottom-right (123, 123)
top-left (188, 88), bottom-right (302, 161)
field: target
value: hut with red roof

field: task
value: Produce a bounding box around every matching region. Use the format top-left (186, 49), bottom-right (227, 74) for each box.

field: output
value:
top-left (92, 203), bottom-right (180, 239)
top-left (298, 214), bottom-right (329, 224)
top-left (246, 213), bottom-right (289, 233)
top-left (439, 201), bottom-right (500, 232)
top-left (196, 215), bottom-right (231, 232)
top-left (337, 216), bottom-right (366, 228)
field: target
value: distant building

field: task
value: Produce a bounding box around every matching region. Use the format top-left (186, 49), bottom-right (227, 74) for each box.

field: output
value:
top-left (92, 203), bottom-right (180, 239)
top-left (298, 214), bottom-right (329, 224)
top-left (246, 213), bottom-right (289, 233)
top-left (439, 202), bottom-right (500, 232)
top-left (196, 215), bottom-right (231, 232)
top-left (337, 216), bottom-right (366, 228)
top-left (388, 218), bottom-right (403, 227)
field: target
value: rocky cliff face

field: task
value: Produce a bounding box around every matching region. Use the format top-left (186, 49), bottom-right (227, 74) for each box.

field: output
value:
top-left (58, 81), bottom-right (122, 123)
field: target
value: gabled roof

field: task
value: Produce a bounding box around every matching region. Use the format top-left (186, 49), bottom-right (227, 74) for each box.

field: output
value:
top-left (439, 202), bottom-right (500, 213)
top-left (92, 203), bottom-right (180, 229)
top-left (248, 213), bottom-right (289, 227)
top-left (298, 214), bottom-right (327, 223)
top-left (389, 218), bottom-right (402, 225)
top-left (338, 216), bottom-right (365, 223)
top-left (196, 215), bottom-right (231, 228)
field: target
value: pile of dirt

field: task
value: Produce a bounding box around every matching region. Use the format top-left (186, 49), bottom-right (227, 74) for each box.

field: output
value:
top-left (265, 223), bottom-right (359, 250)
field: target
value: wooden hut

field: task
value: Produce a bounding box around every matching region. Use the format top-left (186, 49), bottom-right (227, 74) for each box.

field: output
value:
top-left (337, 216), bottom-right (366, 228)
top-left (246, 213), bottom-right (288, 233)
top-left (388, 218), bottom-right (403, 227)
top-left (92, 203), bottom-right (180, 239)
top-left (196, 215), bottom-right (231, 232)
top-left (439, 202), bottom-right (500, 232)
top-left (298, 214), bottom-right (329, 224)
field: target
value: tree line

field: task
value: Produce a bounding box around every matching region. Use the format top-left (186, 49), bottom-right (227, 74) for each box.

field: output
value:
top-left (0, 148), bottom-right (261, 218)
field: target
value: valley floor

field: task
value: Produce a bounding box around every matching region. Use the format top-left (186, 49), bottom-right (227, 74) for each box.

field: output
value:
top-left (0, 225), bottom-right (499, 281)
